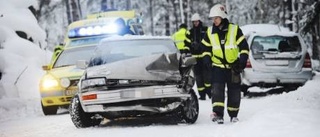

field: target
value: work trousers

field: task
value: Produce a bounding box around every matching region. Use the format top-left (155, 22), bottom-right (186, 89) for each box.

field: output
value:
top-left (194, 58), bottom-right (212, 99)
top-left (211, 66), bottom-right (241, 117)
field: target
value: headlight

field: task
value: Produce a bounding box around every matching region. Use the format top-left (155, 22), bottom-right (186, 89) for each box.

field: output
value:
top-left (81, 78), bottom-right (106, 89)
top-left (60, 78), bottom-right (70, 88)
top-left (41, 75), bottom-right (59, 89)
top-left (118, 80), bottom-right (129, 84)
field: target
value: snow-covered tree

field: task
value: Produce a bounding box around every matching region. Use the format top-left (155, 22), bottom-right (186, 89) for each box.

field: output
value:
top-left (0, 0), bottom-right (49, 98)
top-left (36, 0), bottom-right (320, 71)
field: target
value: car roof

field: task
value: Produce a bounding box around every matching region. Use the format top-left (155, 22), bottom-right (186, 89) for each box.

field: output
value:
top-left (241, 24), bottom-right (298, 36)
top-left (99, 35), bottom-right (172, 43)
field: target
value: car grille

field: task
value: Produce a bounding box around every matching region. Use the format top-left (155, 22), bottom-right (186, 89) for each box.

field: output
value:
top-left (69, 79), bottom-right (79, 87)
top-left (105, 79), bottom-right (177, 90)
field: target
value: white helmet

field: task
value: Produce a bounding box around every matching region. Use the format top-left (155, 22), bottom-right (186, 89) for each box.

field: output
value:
top-left (191, 13), bottom-right (201, 21)
top-left (209, 4), bottom-right (228, 19)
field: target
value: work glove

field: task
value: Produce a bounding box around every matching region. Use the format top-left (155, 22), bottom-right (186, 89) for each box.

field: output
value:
top-left (231, 60), bottom-right (242, 74)
top-left (232, 54), bottom-right (248, 73)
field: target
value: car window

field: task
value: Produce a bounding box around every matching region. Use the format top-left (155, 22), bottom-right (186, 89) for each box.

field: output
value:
top-left (89, 39), bottom-right (177, 67)
top-left (53, 46), bottom-right (95, 68)
top-left (251, 36), bottom-right (301, 55)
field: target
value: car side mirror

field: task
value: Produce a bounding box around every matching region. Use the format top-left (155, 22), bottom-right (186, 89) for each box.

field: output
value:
top-left (182, 56), bottom-right (197, 67)
top-left (42, 65), bottom-right (50, 71)
top-left (76, 60), bottom-right (88, 69)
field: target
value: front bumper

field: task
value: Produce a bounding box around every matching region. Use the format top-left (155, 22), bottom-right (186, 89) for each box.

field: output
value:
top-left (242, 69), bottom-right (314, 86)
top-left (41, 96), bottom-right (73, 106)
top-left (40, 87), bottom-right (78, 107)
top-left (80, 85), bottom-right (190, 113)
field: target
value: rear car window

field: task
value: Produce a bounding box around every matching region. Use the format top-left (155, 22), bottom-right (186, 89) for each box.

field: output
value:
top-left (251, 36), bottom-right (301, 55)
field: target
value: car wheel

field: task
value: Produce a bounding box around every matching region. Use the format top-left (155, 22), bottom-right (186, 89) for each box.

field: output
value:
top-left (69, 95), bottom-right (101, 128)
top-left (181, 89), bottom-right (199, 124)
top-left (41, 102), bottom-right (58, 115)
top-left (241, 85), bottom-right (249, 96)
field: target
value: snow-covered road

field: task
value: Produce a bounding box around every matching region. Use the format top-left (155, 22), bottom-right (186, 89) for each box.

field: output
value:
top-left (1, 75), bottom-right (320, 137)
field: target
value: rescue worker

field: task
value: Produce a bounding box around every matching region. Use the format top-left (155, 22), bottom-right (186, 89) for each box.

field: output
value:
top-left (184, 13), bottom-right (211, 100)
top-left (201, 4), bottom-right (249, 124)
top-left (171, 23), bottom-right (190, 53)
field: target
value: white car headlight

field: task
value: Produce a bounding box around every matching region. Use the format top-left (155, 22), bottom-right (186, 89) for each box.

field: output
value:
top-left (41, 75), bottom-right (59, 89)
top-left (118, 80), bottom-right (129, 84)
top-left (81, 78), bottom-right (106, 89)
top-left (60, 78), bottom-right (70, 88)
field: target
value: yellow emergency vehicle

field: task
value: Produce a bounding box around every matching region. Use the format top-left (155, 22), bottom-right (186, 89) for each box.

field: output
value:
top-left (40, 10), bottom-right (144, 115)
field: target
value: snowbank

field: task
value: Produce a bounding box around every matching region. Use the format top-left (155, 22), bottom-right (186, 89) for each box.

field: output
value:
top-left (0, 74), bottom-right (319, 137)
top-left (0, 0), bottom-right (51, 99)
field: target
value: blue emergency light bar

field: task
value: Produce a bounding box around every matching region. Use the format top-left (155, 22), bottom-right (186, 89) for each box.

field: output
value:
top-left (68, 23), bottom-right (119, 38)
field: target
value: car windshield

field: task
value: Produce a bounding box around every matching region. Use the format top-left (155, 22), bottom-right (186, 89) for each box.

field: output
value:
top-left (67, 36), bottom-right (108, 47)
top-left (53, 46), bottom-right (95, 68)
top-left (89, 39), bottom-right (177, 67)
top-left (251, 35), bottom-right (301, 55)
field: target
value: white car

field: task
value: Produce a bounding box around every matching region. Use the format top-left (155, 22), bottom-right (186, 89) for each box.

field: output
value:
top-left (240, 24), bottom-right (314, 94)
top-left (69, 36), bottom-right (199, 128)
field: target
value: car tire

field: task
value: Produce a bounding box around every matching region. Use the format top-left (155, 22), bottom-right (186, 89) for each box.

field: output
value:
top-left (69, 95), bottom-right (101, 128)
top-left (180, 89), bottom-right (199, 124)
top-left (41, 102), bottom-right (58, 115)
top-left (283, 84), bottom-right (300, 92)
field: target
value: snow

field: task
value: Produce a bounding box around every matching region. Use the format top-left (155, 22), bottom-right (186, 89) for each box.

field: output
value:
top-left (240, 24), bottom-right (290, 36)
top-left (0, 1), bottom-right (320, 137)
top-left (0, 75), bottom-right (320, 137)
top-left (0, 0), bottom-right (46, 49)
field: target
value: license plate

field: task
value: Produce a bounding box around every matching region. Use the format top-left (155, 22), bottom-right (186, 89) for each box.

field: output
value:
top-left (121, 90), bottom-right (154, 98)
top-left (265, 60), bottom-right (289, 66)
top-left (65, 89), bottom-right (77, 96)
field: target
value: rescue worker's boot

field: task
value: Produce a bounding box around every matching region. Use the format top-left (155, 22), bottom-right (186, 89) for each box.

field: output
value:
top-left (230, 117), bottom-right (239, 123)
top-left (210, 112), bottom-right (224, 124)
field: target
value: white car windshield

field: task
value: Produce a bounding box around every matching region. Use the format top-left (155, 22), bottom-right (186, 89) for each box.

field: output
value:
top-left (89, 39), bottom-right (177, 67)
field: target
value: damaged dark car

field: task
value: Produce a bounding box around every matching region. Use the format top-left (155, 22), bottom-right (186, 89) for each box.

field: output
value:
top-left (69, 36), bottom-right (199, 128)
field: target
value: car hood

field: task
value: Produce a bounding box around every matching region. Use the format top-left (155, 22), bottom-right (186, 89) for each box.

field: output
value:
top-left (86, 53), bottom-right (181, 81)
top-left (49, 66), bottom-right (84, 79)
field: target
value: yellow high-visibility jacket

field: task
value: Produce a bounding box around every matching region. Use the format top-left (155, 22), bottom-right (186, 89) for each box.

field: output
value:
top-left (201, 23), bottom-right (249, 68)
top-left (171, 28), bottom-right (190, 52)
